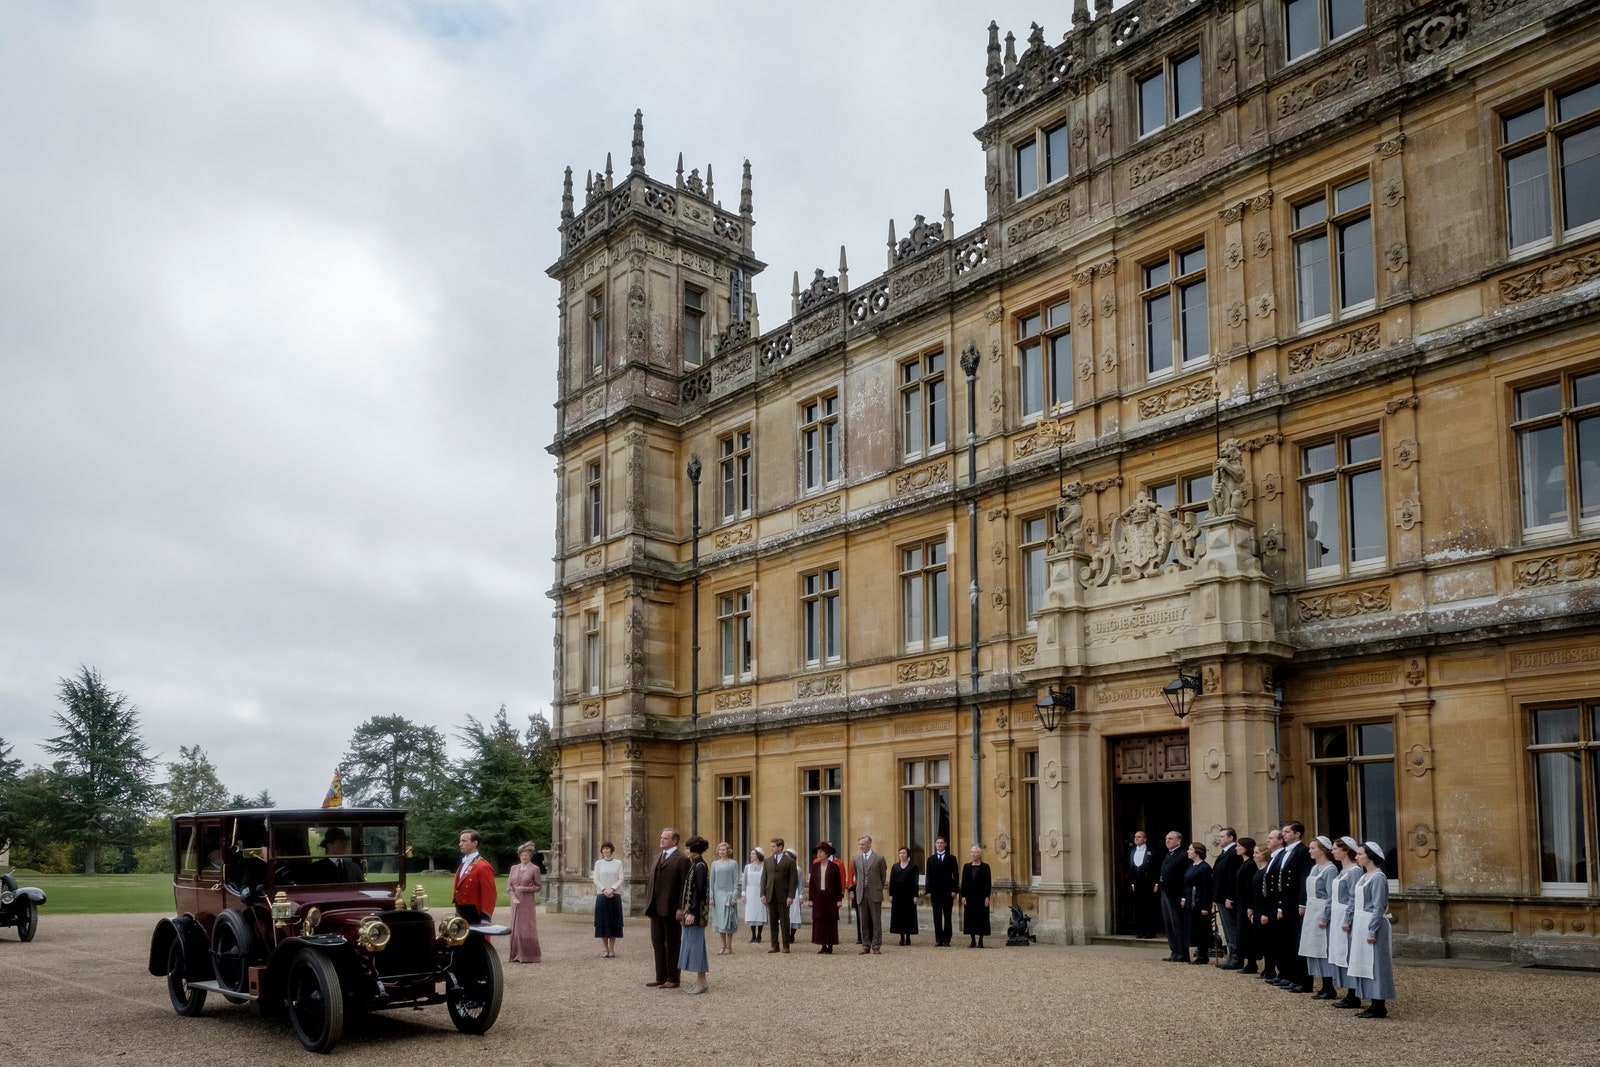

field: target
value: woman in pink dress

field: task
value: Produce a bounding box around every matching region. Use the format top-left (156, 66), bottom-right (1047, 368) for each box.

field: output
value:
top-left (508, 841), bottom-right (542, 963)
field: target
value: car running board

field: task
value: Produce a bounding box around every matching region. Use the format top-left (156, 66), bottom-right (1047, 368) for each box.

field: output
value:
top-left (187, 980), bottom-right (258, 1001)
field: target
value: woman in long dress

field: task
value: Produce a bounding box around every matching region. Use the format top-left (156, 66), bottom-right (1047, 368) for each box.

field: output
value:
top-left (1180, 842), bottom-right (1212, 963)
top-left (740, 847), bottom-right (767, 943)
top-left (710, 841), bottom-right (741, 955)
top-left (888, 846), bottom-right (920, 946)
top-left (677, 835), bottom-right (711, 994)
top-left (1231, 837), bottom-right (1256, 969)
top-left (1329, 836), bottom-right (1364, 1007)
top-left (1243, 841), bottom-right (1271, 974)
top-left (807, 842), bottom-right (844, 953)
top-left (1346, 842), bottom-right (1395, 1018)
top-left (592, 840), bottom-right (624, 958)
top-left (959, 845), bottom-right (992, 947)
top-left (1300, 836), bottom-right (1338, 997)
top-left (508, 841), bottom-right (542, 963)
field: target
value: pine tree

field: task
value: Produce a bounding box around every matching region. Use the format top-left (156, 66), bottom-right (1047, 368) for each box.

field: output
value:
top-left (43, 666), bottom-right (155, 874)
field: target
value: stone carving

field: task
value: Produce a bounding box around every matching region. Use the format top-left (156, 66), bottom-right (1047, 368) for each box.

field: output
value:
top-left (1211, 438), bottom-right (1249, 518)
top-left (1288, 323), bottom-right (1382, 374)
top-left (1042, 761), bottom-right (1061, 790)
top-left (1409, 824), bottom-right (1438, 858)
top-left (1395, 499), bottom-right (1422, 530)
top-left (1260, 524), bottom-right (1283, 556)
top-left (1137, 377), bottom-right (1219, 419)
top-left (1227, 301), bottom-right (1247, 328)
top-left (994, 772), bottom-right (1011, 799)
top-left (623, 740), bottom-right (644, 760)
top-left (798, 496), bottom-right (842, 524)
top-left (1406, 659), bottom-right (1425, 686)
top-left (1375, 133), bottom-right (1406, 158)
top-left (1218, 204), bottom-right (1243, 224)
top-left (797, 674), bottom-right (842, 698)
top-left (848, 283), bottom-right (891, 323)
top-left (895, 214), bottom-right (946, 261)
top-left (1050, 480), bottom-right (1087, 553)
top-left (1276, 56), bottom-right (1369, 119)
top-left (794, 310), bottom-right (839, 345)
top-left (580, 700), bottom-right (601, 720)
top-left (1480, 0), bottom-right (1529, 13)
top-left (798, 269), bottom-right (839, 311)
top-left (986, 506), bottom-right (1010, 521)
top-left (714, 523), bottom-right (754, 550)
top-left (712, 213), bottom-right (743, 243)
top-left (680, 369), bottom-right (713, 403)
top-left (1499, 251), bottom-right (1600, 303)
top-left (1042, 829), bottom-right (1063, 856)
top-left (1396, 439), bottom-right (1419, 469)
top-left (583, 548), bottom-right (603, 569)
top-left (1225, 241), bottom-right (1244, 270)
top-left (760, 329), bottom-right (793, 366)
top-left (1204, 746), bottom-right (1225, 780)
top-left (898, 657), bottom-right (952, 683)
top-left (1014, 419), bottom-right (1075, 458)
top-left (1296, 584), bottom-right (1391, 621)
top-left (1385, 242), bottom-right (1408, 271)
top-left (1261, 472), bottom-right (1280, 500)
top-left (994, 832), bottom-right (1012, 860)
top-left (1077, 300), bottom-right (1092, 325)
top-left (955, 231), bottom-right (989, 274)
top-left (1513, 549), bottom-right (1600, 588)
top-left (1100, 292), bottom-right (1116, 318)
top-left (1082, 491), bottom-right (1206, 586)
top-left (1217, 30), bottom-right (1236, 72)
top-left (1385, 395), bottom-right (1419, 415)
top-left (898, 255), bottom-right (949, 297)
top-left (1254, 291), bottom-right (1276, 317)
top-left (1017, 643), bottom-right (1037, 666)
top-left (1401, 2), bottom-right (1470, 62)
top-left (895, 461), bottom-right (951, 495)
top-left (1078, 357), bottom-right (1093, 380)
top-left (1253, 229), bottom-right (1273, 258)
top-left (985, 306), bottom-right (1004, 324)
top-left (1007, 200), bottom-right (1072, 245)
top-left (715, 689), bottom-right (753, 711)
top-left (1129, 134), bottom-right (1205, 189)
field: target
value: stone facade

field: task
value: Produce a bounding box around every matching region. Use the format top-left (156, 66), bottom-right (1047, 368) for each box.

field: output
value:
top-left (546, 2), bottom-right (1600, 965)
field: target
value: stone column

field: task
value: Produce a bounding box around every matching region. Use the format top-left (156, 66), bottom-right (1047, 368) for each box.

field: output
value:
top-left (1396, 654), bottom-right (1445, 957)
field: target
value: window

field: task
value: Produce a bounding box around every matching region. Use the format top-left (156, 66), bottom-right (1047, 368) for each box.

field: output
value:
top-left (683, 285), bottom-right (705, 367)
top-left (901, 539), bottom-right (949, 650)
top-left (1023, 751), bottom-right (1042, 879)
top-left (1292, 177), bottom-right (1374, 327)
top-left (582, 780), bottom-right (600, 872)
top-left (587, 289), bottom-right (605, 374)
top-left (801, 393), bottom-right (840, 491)
top-left (1301, 430), bottom-right (1384, 576)
top-left (1514, 369), bottom-right (1600, 534)
top-left (1151, 472), bottom-right (1213, 561)
top-left (902, 757), bottom-right (951, 868)
top-left (718, 774), bottom-right (752, 863)
top-left (802, 767), bottom-right (842, 857)
top-left (1309, 721), bottom-right (1397, 878)
top-left (583, 609), bottom-right (601, 695)
top-left (801, 567), bottom-right (841, 665)
top-left (585, 460), bottom-right (603, 542)
top-left (718, 589), bottom-right (753, 682)
top-left (1501, 79), bottom-right (1600, 252)
top-left (1017, 298), bottom-right (1073, 421)
top-left (1284, 0), bottom-right (1364, 63)
top-left (1143, 245), bottom-right (1208, 376)
top-left (1015, 121), bottom-right (1070, 198)
top-left (900, 350), bottom-right (947, 458)
top-left (719, 428), bottom-right (752, 521)
top-left (1021, 516), bottom-right (1050, 627)
top-left (1137, 50), bottom-right (1201, 136)
top-left (1529, 702), bottom-right (1600, 893)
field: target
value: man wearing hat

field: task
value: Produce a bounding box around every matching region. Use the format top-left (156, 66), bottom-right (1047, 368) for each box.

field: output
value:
top-left (807, 841), bottom-right (845, 953)
top-left (321, 827), bottom-right (362, 883)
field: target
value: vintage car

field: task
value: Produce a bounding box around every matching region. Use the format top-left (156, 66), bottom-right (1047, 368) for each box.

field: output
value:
top-left (1, 871), bottom-right (46, 941)
top-left (148, 808), bottom-right (504, 1054)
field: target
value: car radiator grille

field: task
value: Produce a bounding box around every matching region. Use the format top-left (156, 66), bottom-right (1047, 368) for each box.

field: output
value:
top-left (372, 912), bottom-right (435, 979)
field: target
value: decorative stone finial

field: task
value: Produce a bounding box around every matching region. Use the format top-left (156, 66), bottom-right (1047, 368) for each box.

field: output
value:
top-left (1027, 22), bottom-right (1045, 53)
top-left (676, 152), bottom-right (684, 188)
top-left (792, 270), bottom-right (801, 318)
top-left (740, 159), bottom-right (753, 218)
top-left (1004, 32), bottom-right (1017, 75)
top-left (943, 188), bottom-right (954, 235)
top-left (604, 152), bottom-right (613, 189)
top-left (839, 245), bottom-right (849, 294)
top-left (986, 21), bottom-right (1003, 81)
top-left (706, 163), bottom-right (714, 202)
top-left (887, 218), bottom-right (897, 269)
top-left (1095, 0), bottom-right (1112, 13)
top-left (630, 109), bottom-right (645, 173)
top-left (561, 166), bottom-right (574, 221)
top-left (1073, 0), bottom-right (1090, 28)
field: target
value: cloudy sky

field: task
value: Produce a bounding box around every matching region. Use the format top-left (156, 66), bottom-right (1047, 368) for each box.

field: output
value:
top-left (0, 0), bottom-right (1069, 806)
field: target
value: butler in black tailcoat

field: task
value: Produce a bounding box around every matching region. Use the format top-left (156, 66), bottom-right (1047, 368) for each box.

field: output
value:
top-left (1128, 829), bottom-right (1160, 938)
top-left (924, 835), bottom-right (960, 947)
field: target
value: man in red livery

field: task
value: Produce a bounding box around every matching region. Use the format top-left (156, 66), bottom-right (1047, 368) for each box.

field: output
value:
top-left (454, 828), bottom-right (497, 923)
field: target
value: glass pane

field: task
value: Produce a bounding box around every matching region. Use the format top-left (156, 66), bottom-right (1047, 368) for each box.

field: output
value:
top-left (1146, 292), bottom-right (1173, 374)
top-left (1347, 466), bottom-right (1385, 563)
top-left (1535, 750), bottom-right (1587, 882)
top-left (1048, 300), bottom-right (1072, 329)
top-left (930, 758), bottom-right (951, 784)
top-left (1534, 706), bottom-right (1582, 745)
top-left (1578, 416), bottom-right (1600, 521)
top-left (934, 788), bottom-right (951, 849)
top-left (1025, 544), bottom-right (1047, 615)
top-left (1139, 71), bottom-right (1166, 133)
top-left (1346, 431), bottom-right (1380, 465)
top-left (804, 599), bottom-right (819, 662)
top-left (1185, 472), bottom-right (1213, 508)
top-left (1152, 482), bottom-right (1178, 508)
top-left (1304, 477), bottom-right (1338, 570)
top-left (1046, 124), bottom-right (1070, 183)
top-left (1296, 233), bottom-right (1331, 322)
top-left (928, 377), bottom-right (946, 448)
top-left (1329, 0), bottom-right (1364, 40)
top-left (1559, 125), bottom-right (1600, 230)
top-left (1313, 726), bottom-right (1350, 760)
top-left (903, 573), bottom-right (923, 642)
top-left (1356, 721), bottom-right (1394, 756)
top-left (1557, 81), bottom-right (1600, 123)
top-left (824, 595), bottom-right (840, 659)
top-left (1050, 333), bottom-right (1073, 407)
top-left (1505, 148), bottom-right (1552, 248)
top-left (1504, 104), bottom-right (1546, 144)
top-left (1144, 261), bottom-right (1171, 288)
top-left (929, 541), bottom-right (946, 564)
top-left (1173, 52), bottom-right (1201, 116)
top-left (1294, 196), bottom-right (1327, 229)
top-left (1285, 0), bottom-right (1319, 60)
top-left (1179, 246), bottom-right (1206, 275)
top-left (1335, 178), bottom-right (1370, 214)
top-left (1314, 765), bottom-right (1350, 840)
top-left (927, 351), bottom-right (944, 374)
top-left (825, 767), bottom-right (840, 790)
top-left (1180, 279), bottom-right (1208, 361)
top-left (1338, 215), bottom-right (1374, 308)
top-left (1018, 312), bottom-right (1041, 340)
top-left (1575, 371), bottom-right (1600, 409)
top-left (1517, 381), bottom-right (1562, 420)
top-left (1303, 441), bottom-right (1337, 475)
top-left (1016, 140), bottom-right (1038, 198)
top-left (1518, 423), bottom-right (1566, 527)
top-left (902, 388), bottom-right (921, 454)
top-left (1357, 760), bottom-right (1398, 878)
top-left (904, 761), bottom-right (924, 787)
top-left (930, 567), bottom-right (948, 639)
top-left (1021, 342), bottom-right (1044, 417)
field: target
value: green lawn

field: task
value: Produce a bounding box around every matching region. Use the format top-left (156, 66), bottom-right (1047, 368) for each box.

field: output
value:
top-left (9, 869), bottom-right (513, 915)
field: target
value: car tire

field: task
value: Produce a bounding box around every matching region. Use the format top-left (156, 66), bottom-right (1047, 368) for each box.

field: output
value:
top-left (167, 938), bottom-right (207, 1016)
top-left (445, 937), bottom-right (503, 1035)
top-left (16, 901), bottom-right (37, 942)
top-left (210, 909), bottom-right (255, 1003)
top-left (285, 952), bottom-right (344, 1055)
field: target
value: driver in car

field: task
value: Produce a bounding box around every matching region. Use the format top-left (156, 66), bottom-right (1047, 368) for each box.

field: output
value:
top-left (322, 827), bottom-right (364, 883)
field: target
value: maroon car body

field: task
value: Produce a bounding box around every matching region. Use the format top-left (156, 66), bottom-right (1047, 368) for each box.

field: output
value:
top-left (147, 808), bottom-right (503, 1054)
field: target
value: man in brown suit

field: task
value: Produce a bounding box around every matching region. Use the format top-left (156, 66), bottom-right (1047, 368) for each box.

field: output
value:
top-left (759, 836), bottom-right (798, 952)
top-left (852, 835), bottom-right (889, 953)
top-left (643, 827), bottom-right (692, 987)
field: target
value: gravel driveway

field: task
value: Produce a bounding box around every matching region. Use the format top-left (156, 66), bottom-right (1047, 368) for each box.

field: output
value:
top-left (1, 911), bottom-right (1596, 1065)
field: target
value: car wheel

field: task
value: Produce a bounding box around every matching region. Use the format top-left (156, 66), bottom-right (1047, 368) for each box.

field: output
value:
top-left (285, 952), bottom-right (344, 1055)
top-left (16, 902), bottom-right (37, 942)
top-left (210, 910), bottom-right (255, 1003)
top-left (166, 938), bottom-right (207, 1016)
top-left (445, 937), bottom-right (503, 1035)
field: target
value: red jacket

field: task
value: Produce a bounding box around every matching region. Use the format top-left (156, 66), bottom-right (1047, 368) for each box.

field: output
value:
top-left (454, 854), bottom-right (497, 919)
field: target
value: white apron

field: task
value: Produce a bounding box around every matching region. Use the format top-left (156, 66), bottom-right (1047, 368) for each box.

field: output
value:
top-left (1347, 874), bottom-right (1378, 981)
top-left (1327, 898), bottom-right (1351, 968)
top-left (1298, 867), bottom-right (1332, 957)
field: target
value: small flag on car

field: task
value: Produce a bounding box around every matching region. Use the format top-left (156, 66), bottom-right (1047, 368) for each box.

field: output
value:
top-left (322, 768), bottom-right (343, 808)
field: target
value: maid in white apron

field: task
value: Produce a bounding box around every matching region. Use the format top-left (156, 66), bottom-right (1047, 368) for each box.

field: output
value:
top-left (1346, 841), bottom-right (1396, 1019)
top-left (1298, 835), bottom-right (1338, 999)
top-left (1328, 836), bottom-right (1364, 1008)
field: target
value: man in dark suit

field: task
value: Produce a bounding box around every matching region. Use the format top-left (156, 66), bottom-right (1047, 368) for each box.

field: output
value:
top-left (1257, 827), bottom-right (1285, 981)
top-left (760, 836), bottom-right (799, 952)
top-left (1273, 820), bottom-right (1314, 992)
top-left (1211, 826), bottom-right (1241, 966)
top-left (643, 827), bottom-right (691, 988)
top-left (924, 835), bottom-right (960, 947)
top-left (1128, 829), bottom-right (1160, 938)
top-left (1158, 830), bottom-right (1188, 961)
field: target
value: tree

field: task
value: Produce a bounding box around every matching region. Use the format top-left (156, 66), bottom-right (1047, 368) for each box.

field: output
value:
top-left (226, 790), bottom-right (275, 809)
top-left (161, 745), bottom-right (230, 813)
top-left (43, 666), bottom-right (156, 874)
top-left (456, 705), bottom-right (546, 864)
top-left (0, 736), bottom-right (23, 855)
top-left (340, 715), bottom-right (450, 808)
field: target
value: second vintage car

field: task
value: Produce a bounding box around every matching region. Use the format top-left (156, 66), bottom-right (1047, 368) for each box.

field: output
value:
top-left (1, 871), bottom-right (46, 941)
top-left (148, 808), bottom-right (504, 1054)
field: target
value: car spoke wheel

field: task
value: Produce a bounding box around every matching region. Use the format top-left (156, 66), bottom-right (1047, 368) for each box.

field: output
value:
top-left (166, 939), bottom-right (207, 1016)
top-left (446, 937), bottom-right (503, 1035)
top-left (210, 910), bottom-right (254, 1003)
top-left (16, 901), bottom-right (37, 942)
top-left (286, 952), bottom-right (344, 1054)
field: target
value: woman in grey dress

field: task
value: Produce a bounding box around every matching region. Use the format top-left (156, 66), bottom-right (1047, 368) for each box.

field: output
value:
top-left (677, 835), bottom-right (712, 994)
top-left (1299, 835), bottom-right (1338, 998)
top-left (709, 841), bottom-right (741, 955)
top-left (1328, 836), bottom-right (1363, 1007)
top-left (1346, 842), bottom-right (1395, 1018)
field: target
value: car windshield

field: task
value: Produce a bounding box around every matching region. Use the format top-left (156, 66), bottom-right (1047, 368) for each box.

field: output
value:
top-left (269, 821), bottom-right (404, 886)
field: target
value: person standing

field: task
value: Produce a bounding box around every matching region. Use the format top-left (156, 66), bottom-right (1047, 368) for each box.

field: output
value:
top-left (1347, 842), bottom-right (1395, 1018)
top-left (740, 847), bottom-right (767, 944)
top-left (1128, 830), bottom-right (1160, 938)
top-left (592, 840), bottom-right (624, 958)
top-left (852, 835), bottom-right (888, 954)
top-left (1179, 842), bottom-right (1212, 964)
top-left (1328, 836), bottom-right (1364, 1008)
top-left (508, 841), bottom-right (542, 963)
top-left (1158, 830), bottom-right (1188, 962)
top-left (677, 835), bottom-right (711, 994)
top-left (760, 837), bottom-right (798, 952)
top-left (1243, 838), bottom-right (1272, 975)
top-left (644, 827), bottom-right (692, 988)
top-left (888, 846), bottom-right (920, 946)
top-left (1274, 821), bottom-right (1314, 992)
top-left (807, 842), bottom-right (844, 953)
top-left (925, 836), bottom-right (959, 947)
top-left (453, 828), bottom-right (496, 924)
top-left (1300, 835), bottom-right (1339, 998)
top-left (958, 845), bottom-right (992, 948)
top-left (710, 841), bottom-right (741, 956)
top-left (1230, 837), bottom-right (1258, 971)
top-left (1257, 827), bottom-right (1286, 981)
top-left (1212, 827), bottom-right (1241, 966)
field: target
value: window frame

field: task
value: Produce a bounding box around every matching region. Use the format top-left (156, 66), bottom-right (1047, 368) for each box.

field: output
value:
top-left (1020, 514), bottom-right (1051, 630)
top-left (901, 756), bottom-right (952, 870)
top-left (1015, 296), bottom-right (1074, 423)
top-left (1014, 120), bottom-right (1070, 199)
top-left (717, 588), bottom-right (754, 683)
top-left (718, 426), bottom-right (753, 522)
top-left (1499, 77), bottom-right (1600, 255)
top-left (1149, 471), bottom-right (1213, 562)
top-left (582, 609), bottom-right (602, 696)
top-left (899, 349), bottom-right (948, 460)
top-left (1136, 48), bottom-right (1202, 138)
top-left (801, 566), bottom-right (842, 667)
top-left (717, 773), bottom-right (753, 864)
top-left (800, 392), bottom-right (841, 493)
top-left (1307, 719), bottom-right (1398, 880)
top-left (1526, 700), bottom-right (1600, 895)
top-left (1022, 749), bottom-right (1042, 881)
top-left (1512, 367), bottom-right (1600, 538)
top-left (1282, 0), bottom-right (1365, 65)
top-left (801, 767), bottom-right (843, 858)
top-left (582, 780), bottom-right (600, 872)
top-left (1299, 427), bottom-right (1386, 579)
top-left (682, 284), bottom-right (706, 368)
top-left (587, 288), bottom-right (605, 375)
top-left (1142, 243), bottom-right (1209, 377)
top-left (1290, 175), bottom-right (1375, 330)
top-left (900, 538), bottom-right (949, 652)
top-left (584, 459), bottom-right (603, 543)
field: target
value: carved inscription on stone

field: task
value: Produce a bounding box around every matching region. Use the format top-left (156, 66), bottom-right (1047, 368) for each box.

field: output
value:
top-left (1086, 603), bottom-right (1190, 646)
top-left (1287, 323), bottom-right (1382, 374)
top-left (1510, 646), bottom-right (1600, 671)
top-left (1296, 584), bottom-right (1391, 622)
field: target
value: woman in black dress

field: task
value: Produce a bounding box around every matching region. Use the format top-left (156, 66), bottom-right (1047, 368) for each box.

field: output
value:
top-left (888, 846), bottom-right (920, 946)
top-left (1179, 841), bottom-right (1212, 963)
top-left (959, 845), bottom-right (992, 948)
